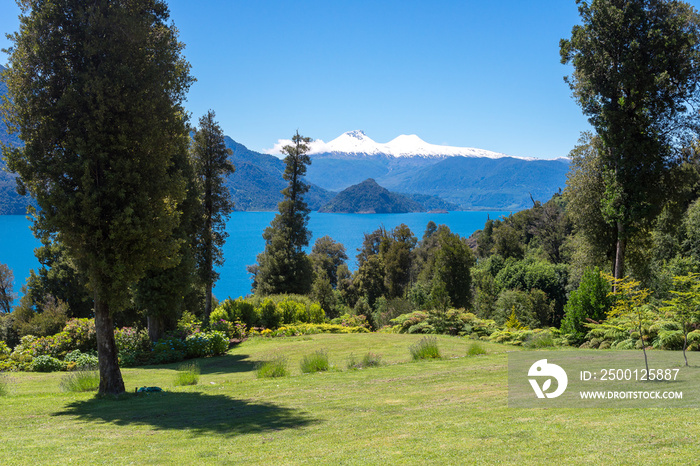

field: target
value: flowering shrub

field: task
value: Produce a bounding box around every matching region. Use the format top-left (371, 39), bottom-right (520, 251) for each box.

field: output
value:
top-left (185, 331), bottom-right (229, 358)
top-left (64, 349), bottom-right (98, 370)
top-left (115, 327), bottom-right (150, 367)
top-left (175, 311), bottom-right (202, 339)
top-left (210, 319), bottom-right (247, 340)
top-left (150, 338), bottom-right (187, 365)
top-left (30, 355), bottom-right (65, 372)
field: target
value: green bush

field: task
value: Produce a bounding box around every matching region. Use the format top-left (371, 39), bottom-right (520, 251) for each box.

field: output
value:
top-left (65, 350), bottom-right (99, 370)
top-left (30, 355), bottom-right (65, 372)
top-left (561, 267), bottom-right (612, 343)
top-left (258, 299), bottom-right (281, 329)
top-left (185, 331), bottom-right (229, 358)
top-left (150, 338), bottom-right (187, 365)
top-left (0, 340), bottom-right (10, 359)
top-left (60, 369), bottom-right (99, 392)
top-left (114, 327), bottom-right (151, 367)
top-left (256, 356), bottom-right (288, 378)
top-left (300, 350), bottom-right (330, 373)
top-left (409, 336), bottom-right (441, 360)
top-left (466, 341), bottom-right (487, 356)
top-left (174, 362), bottom-right (200, 386)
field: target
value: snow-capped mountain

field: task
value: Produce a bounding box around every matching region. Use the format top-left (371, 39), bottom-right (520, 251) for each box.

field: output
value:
top-left (267, 130), bottom-right (530, 160)
top-left (317, 130), bottom-right (519, 159)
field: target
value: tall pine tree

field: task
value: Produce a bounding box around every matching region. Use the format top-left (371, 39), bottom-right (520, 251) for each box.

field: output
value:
top-left (190, 110), bottom-right (234, 321)
top-left (251, 131), bottom-right (314, 295)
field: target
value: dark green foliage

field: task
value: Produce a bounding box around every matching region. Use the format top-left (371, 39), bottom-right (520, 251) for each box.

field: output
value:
top-left (30, 355), bottom-right (65, 372)
top-left (561, 267), bottom-right (613, 343)
top-left (318, 178), bottom-right (425, 213)
top-left (0, 263), bottom-right (14, 314)
top-left (310, 236), bottom-right (348, 288)
top-left (12, 295), bottom-right (69, 339)
top-left (2, 0), bottom-right (194, 395)
top-left (561, 0), bottom-right (700, 279)
top-left (19, 237), bottom-right (93, 319)
top-left (252, 132), bottom-right (314, 295)
top-left (493, 258), bottom-right (568, 327)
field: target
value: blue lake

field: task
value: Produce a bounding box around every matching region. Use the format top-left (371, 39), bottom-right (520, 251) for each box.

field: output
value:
top-left (0, 211), bottom-right (508, 305)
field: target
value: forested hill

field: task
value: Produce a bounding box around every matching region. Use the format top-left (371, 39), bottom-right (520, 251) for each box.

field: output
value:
top-left (318, 178), bottom-right (425, 213)
top-left (223, 137), bottom-right (335, 211)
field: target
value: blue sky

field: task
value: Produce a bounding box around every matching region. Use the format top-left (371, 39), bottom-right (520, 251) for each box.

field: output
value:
top-left (3, 1), bottom-right (700, 159)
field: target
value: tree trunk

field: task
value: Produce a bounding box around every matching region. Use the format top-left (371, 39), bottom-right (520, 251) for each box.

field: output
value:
top-left (205, 282), bottom-right (212, 323)
top-left (147, 314), bottom-right (162, 343)
top-left (94, 293), bottom-right (125, 395)
top-left (614, 221), bottom-right (626, 290)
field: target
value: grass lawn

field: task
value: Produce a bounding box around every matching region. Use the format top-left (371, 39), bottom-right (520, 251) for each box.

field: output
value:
top-left (0, 333), bottom-right (698, 464)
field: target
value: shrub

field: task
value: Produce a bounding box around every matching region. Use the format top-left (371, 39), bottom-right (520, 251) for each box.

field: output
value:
top-left (115, 327), bottom-right (151, 367)
top-left (466, 341), bottom-right (487, 356)
top-left (561, 267), bottom-right (612, 343)
top-left (65, 350), bottom-right (99, 370)
top-left (176, 311), bottom-right (202, 338)
top-left (185, 331), bottom-right (229, 358)
top-left (347, 352), bottom-right (382, 369)
top-left (174, 362), bottom-right (200, 386)
top-left (60, 369), bottom-right (99, 392)
top-left (256, 356), bottom-right (288, 378)
top-left (258, 299), bottom-right (281, 329)
top-left (150, 338), bottom-right (186, 365)
top-left (409, 336), bottom-right (441, 360)
top-left (30, 355), bottom-right (65, 372)
top-left (300, 350), bottom-right (330, 373)
top-left (0, 340), bottom-right (10, 359)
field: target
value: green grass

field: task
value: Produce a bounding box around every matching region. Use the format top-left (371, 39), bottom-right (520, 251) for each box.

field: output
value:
top-left (174, 362), bottom-right (200, 386)
top-left (256, 355), bottom-right (289, 378)
top-left (0, 374), bottom-right (7, 396)
top-left (60, 370), bottom-right (100, 393)
top-left (299, 350), bottom-right (330, 373)
top-left (0, 333), bottom-right (698, 464)
top-left (409, 336), bottom-right (441, 360)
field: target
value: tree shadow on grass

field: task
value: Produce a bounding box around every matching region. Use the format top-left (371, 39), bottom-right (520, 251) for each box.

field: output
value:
top-left (53, 391), bottom-right (318, 436)
top-left (196, 353), bottom-right (260, 375)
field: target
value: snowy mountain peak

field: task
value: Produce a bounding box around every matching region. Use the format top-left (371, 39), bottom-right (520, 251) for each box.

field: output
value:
top-left (266, 131), bottom-right (531, 160)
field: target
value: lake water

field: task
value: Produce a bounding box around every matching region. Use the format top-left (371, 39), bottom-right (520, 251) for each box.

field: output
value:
top-left (0, 211), bottom-right (508, 305)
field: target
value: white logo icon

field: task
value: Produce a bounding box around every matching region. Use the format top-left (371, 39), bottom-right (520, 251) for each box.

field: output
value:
top-left (528, 359), bottom-right (568, 399)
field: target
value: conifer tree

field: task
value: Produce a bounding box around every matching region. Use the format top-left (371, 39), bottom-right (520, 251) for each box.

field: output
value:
top-left (190, 110), bottom-right (235, 321)
top-left (1, 0), bottom-right (193, 394)
top-left (251, 131), bottom-right (314, 295)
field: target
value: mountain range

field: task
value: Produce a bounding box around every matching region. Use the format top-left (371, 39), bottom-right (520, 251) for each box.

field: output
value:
top-left (1, 66), bottom-right (570, 214)
top-left (293, 131), bottom-right (570, 210)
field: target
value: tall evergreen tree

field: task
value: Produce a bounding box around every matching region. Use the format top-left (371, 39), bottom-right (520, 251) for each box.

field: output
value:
top-left (190, 110), bottom-right (235, 320)
top-left (251, 131), bottom-right (314, 295)
top-left (561, 0), bottom-right (700, 281)
top-left (1, 0), bottom-right (193, 394)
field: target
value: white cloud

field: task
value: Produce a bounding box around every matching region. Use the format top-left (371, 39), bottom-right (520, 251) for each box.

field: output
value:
top-left (263, 138), bottom-right (330, 156)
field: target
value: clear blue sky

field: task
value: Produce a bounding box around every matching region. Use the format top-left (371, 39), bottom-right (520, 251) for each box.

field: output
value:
top-left (3, 1), bottom-right (700, 159)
